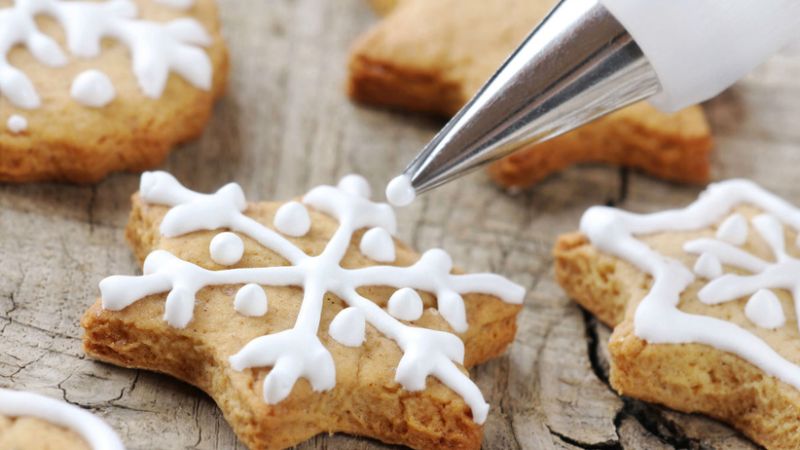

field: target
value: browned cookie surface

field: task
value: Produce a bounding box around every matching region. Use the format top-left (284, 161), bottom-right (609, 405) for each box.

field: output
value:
top-left (349, 0), bottom-right (712, 187)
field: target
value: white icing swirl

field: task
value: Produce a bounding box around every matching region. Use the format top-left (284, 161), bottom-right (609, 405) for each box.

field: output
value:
top-left (745, 289), bottom-right (785, 329)
top-left (71, 70), bottom-right (116, 108)
top-left (0, 0), bottom-right (212, 109)
top-left (693, 252), bottom-right (722, 279)
top-left (716, 213), bottom-right (748, 245)
top-left (273, 201), bottom-right (311, 237)
top-left (0, 388), bottom-right (125, 450)
top-left (6, 114), bottom-right (27, 133)
top-left (581, 179), bottom-right (800, 394)
top-left (234, 283), bottom-right (267, 317)
top-left (209, 231), bottom-right (244, 266)
top-left (337, 174), bottom-right (371, 199)
top-left (99, 171), bottom-right (526, 424)
top-left (388, 287), bottom-right (423, 321)
top-left (328, 307), bottom-right (366, 347)
top-left (359, 227), bottom-right (395, 263)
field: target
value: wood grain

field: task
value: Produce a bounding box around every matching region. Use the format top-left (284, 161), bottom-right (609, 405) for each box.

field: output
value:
top-left (1, 1), bottom-right (799, 448)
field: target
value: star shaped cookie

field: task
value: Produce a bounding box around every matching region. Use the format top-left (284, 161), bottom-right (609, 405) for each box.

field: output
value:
top-left (81, 172), bottom-right (524, 449)
top-left (555, 180), bottom-right (800, 448)
top-left (349, 0), bottom-right (712, 189)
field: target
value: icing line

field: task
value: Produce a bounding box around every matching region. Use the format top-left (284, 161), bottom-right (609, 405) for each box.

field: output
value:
top-left (99, 171), bottom-right (525, 424)
top-left (0, 388), bottom-right (124, 450)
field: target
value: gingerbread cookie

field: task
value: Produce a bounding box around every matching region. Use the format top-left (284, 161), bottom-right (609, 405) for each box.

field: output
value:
top-left (0, 0), bottom-right (228, 183)
top-left (555, 180), bottom-right (800, 448)
top-left (0, 388), bottom-right (124, 450)
top-left (81, 171), bottom-right (524, 449)
top-left (349, 0), bottom-right (712, 188)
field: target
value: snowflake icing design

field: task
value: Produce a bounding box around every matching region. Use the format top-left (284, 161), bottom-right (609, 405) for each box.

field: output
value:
top-left (0, 0), bottom-right (211, 109)
top-left (685, 212), bottom-right (800, 330)
top-left (99, 172), bottom-right (525, 424)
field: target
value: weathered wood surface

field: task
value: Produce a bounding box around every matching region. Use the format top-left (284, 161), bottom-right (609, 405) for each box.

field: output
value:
top-left (1, 1), bottom-right (799, 448)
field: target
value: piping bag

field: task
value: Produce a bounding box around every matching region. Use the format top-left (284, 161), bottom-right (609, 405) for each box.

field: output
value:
top-left (385, 0), bottom-right (800, 206)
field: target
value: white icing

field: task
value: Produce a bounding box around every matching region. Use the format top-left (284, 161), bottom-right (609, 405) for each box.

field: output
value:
top-left (6, 114), bottom-right (27, 133)
top-left (359, 227), bottom-right (395, 263)
top-left (234, 283), bottom-right (267, 317)
top-left (716, 213), bottom-right (748, 245)
top-left (273, 201), bottom-right (311, 237)
top-left (71, 70), bottom-right (116, 108)
top-left (328, 307), bottom-right (366, 347)
top-left (0, 0), bottom-right (211, 109)
top-left (693, 252), bottom-right (722, 279)
top-left (209, 231), bottom-right (244, 266)
top-left (337, 174), bottom-right (371, 199)
top-left (154, 0), bottom-right (195, 10)
top-left (745, 289), bottom-right (785, 329)
top-left (0, 388), bottom-right (124, 450)
top-left (99, 171), bottom-right (525, 424)
top-left (386, 175), bottom-right (415, 207)
top-left (388, 287), bottom-right (423, 321)
top-left (581, 179), bottom-right (800, 394)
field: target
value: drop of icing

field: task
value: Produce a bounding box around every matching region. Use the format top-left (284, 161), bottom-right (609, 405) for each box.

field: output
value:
top-left (716, 213), bottom-right (748, 245)
top-left (337, 174), bottom-right (371, 198)
top-left (273, 201), bottom-right (311, 237)
top-left (359, 227), bottom-right (395, 262)
top-left (745, 289), bottom-right (785, 329)
top-left (209, 232), bottom-right (244, 266)
top-left (328, 307), bottom-right (366, 347)
top-left (694, 252), bottom-right (722, 279)
top-left (386, 175), bottom-right (415, 207)
top-left (388, 288), bottom-right (423, 321)
top-left (6, 115), bottom-right (27, 133)
top-left (234, 283), bottom-right (268, 317)
top-left (71, 70), bottom-right (116, 108)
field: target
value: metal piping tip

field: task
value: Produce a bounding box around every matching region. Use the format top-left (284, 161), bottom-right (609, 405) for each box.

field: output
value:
top-left (399, 0), bottom-right (662, 195)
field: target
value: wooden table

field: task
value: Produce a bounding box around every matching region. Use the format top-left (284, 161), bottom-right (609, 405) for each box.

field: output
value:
top-left (2, 1), bottom-right (799, 448)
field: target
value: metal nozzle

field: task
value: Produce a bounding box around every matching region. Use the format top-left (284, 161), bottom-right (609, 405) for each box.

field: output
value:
top-left (402, 0), bottom-right (662, 194)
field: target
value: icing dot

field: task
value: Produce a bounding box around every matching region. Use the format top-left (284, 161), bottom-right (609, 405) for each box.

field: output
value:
top-left (337, 174), bottom-right (371, 198)
top-left (328, 307), bottom-right (366, 347)
top-left (234, 284), bottom-right (268, 317)
top-left (693, 252), bottom-right (722, 279)
top-left (716, 213), bottom-right (748, 245)
top-left (71, 70), bottom-right (116, 108)
top-left (423, 248), bottom-right (453, 272)
top-left (6, 115), bottom-right (27, 133)
top-left (209, 232), bottom-right (244, 266)
top-left (386, 175), bottom-right (415, 207)
top-left (744, 289), bottom-right (785, 329)
top-left (359, 227), bottom-right (395, 262)
top-left (388, 288), bottom-right (423, 321)
top-left (273, 201), bottom-right (311, 237)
